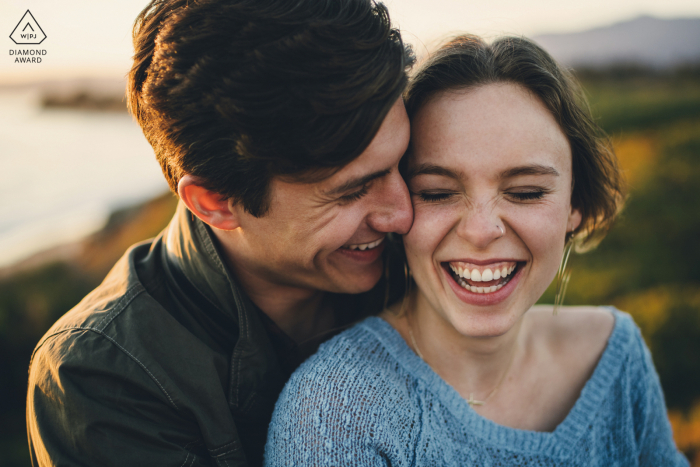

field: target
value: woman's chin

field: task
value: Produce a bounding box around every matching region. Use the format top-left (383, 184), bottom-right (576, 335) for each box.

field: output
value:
top-left (446, 310), bottom-right (521, 339)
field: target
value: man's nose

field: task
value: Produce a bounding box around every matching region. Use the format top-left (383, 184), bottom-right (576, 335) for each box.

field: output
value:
top-left (367, 171), bottom-right (413, 235)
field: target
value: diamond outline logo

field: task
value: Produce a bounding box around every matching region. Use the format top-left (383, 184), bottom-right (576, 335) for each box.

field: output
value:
top-left (10, 10), bottom-right (47, 45)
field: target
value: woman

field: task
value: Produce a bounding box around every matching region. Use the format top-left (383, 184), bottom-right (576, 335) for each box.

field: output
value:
top-left (264, 36), bottom-right (688, 466)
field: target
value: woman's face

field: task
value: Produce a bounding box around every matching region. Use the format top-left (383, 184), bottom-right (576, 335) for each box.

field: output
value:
top-left (404, 83), bottom-right (581, 338)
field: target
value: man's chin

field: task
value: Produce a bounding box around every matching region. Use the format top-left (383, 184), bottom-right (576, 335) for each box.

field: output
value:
top-left (327, 263), bottom-right (384, 295)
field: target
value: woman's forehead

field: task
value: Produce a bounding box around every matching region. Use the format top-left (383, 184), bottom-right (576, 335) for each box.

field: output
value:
top-left (409, 83), bottom-right (572, 177)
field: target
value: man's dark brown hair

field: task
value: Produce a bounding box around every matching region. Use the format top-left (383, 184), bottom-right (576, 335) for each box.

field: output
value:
top-left (127, 0), bottom-right (414, 216)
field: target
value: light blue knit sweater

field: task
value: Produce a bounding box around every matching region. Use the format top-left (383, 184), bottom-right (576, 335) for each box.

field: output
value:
top-left (265, 308), bottom-right (688, 466)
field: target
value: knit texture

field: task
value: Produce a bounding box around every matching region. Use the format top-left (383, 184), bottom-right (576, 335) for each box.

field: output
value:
top-left (265, 308), bottom-right (688, 466)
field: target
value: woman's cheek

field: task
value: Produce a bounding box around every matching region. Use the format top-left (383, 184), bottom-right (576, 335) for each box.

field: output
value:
top-left (511, 207), bottom-right (568, 280)
top-left (409, 204), bottom-right (458, 251)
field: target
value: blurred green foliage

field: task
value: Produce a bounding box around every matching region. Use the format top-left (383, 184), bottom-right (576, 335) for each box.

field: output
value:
top-left (581, 67), bottom-right (700, 134)
top-left (1, 68), bottom-right (699, 466)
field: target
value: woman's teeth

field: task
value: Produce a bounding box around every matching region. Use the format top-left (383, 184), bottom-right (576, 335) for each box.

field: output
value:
top-left (448, 262), bottom-right (517, 294)
top-left (345, 237), bottom-right (384, 251)
top-left (449, 263), bottom-right (516, 281)
top-left (456, 278), bottom-right (504, 294)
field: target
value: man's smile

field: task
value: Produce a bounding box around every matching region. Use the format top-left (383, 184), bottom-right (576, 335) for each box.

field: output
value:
top-left (341, 236), bottom-right (386, 251)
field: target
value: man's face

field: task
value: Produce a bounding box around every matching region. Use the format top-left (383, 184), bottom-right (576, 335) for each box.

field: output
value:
top-left (222, 98), bottom-right (413, 295)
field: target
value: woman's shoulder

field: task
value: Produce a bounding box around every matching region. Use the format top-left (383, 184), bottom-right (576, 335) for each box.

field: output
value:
top-left (268, 317), bottom-right (420, 442)
top-left (266, 318), bottom-right (424, 466)
top-left (527, 305), bottom-right (639, 347)
top-left (527, 304), bottom-right (616, 349)
top-left (524, 306), bottom-right (640, 390)
top-left (528, 305), bottom-right (652, 378)
top-left (282, 316), bottom-right (414, 397)
top-left (304, 316), bottom-right (401, 364)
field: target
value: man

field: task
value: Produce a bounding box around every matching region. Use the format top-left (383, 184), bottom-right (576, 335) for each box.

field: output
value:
top-left (26, 0), bottom-right (414, 465)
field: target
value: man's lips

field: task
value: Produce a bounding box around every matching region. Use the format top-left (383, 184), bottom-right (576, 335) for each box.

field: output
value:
top-left (336, 236), bottom-right (386, 263)
top-left (341, 236), bottom-right (385, 251)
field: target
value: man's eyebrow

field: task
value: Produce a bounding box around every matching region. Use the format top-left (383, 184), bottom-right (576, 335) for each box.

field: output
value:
top-left (407, 164), bottom-right (462, 180)
top-left (499, 164), bottom-right (559, 179)
top-left (326, 168), bottom-right (392, 196)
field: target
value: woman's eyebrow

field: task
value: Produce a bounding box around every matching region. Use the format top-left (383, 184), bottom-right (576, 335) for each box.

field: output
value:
top-left (407, 163), bottom-right (463, 180)
top-left (499, 164), bottom-right (559, 179)
top-left (408, 163), bottom-right (558, 180)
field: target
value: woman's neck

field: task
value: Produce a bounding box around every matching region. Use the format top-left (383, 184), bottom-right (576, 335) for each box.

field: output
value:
top-left (385, 290), bottom-right (528, 404)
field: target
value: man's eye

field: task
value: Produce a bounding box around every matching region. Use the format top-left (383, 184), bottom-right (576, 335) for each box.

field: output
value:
top-left (417, 192), bottom-right (454, 202)
top-left (507, 190), bottom-right (546, 201)
top-left (340, 184), bottom-right (370, 203)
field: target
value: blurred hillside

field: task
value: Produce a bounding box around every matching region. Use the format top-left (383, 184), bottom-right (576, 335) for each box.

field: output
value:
top-left (534, 16), bottom-right (700, 68)
top-left (1, 67), bottom-right (699, 466)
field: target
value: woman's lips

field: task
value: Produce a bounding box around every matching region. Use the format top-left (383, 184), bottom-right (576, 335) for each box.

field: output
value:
top-left (442, 261), bottom-right (524, 306)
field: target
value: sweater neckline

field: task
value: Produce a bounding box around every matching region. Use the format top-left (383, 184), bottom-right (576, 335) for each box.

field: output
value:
top-left (361, 308), bottom-right (633, 457)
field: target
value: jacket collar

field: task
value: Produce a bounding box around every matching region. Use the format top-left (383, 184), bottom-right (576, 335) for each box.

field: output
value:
top-left (163, 201), bottom-right (287, 412)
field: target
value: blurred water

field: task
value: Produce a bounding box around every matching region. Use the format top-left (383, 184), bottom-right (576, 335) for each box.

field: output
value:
top-left (0, 89), bottom-right (168, 267)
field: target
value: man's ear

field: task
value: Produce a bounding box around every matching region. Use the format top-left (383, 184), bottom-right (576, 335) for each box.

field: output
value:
top-left (178, 175), bottom-right (240, 231)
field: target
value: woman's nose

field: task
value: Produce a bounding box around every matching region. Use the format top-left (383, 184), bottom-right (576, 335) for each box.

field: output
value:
top-left (455, 205), bottom-right (504, 249)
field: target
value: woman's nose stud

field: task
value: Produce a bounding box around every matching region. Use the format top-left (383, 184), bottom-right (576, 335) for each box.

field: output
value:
top-left (496, 224), bottom-right (505, 238)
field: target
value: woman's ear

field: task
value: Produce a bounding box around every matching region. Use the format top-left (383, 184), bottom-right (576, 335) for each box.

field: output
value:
top-left (567, 206), bottom-right (582, 233)
top-left (178, 175), bottom-right (240, 230)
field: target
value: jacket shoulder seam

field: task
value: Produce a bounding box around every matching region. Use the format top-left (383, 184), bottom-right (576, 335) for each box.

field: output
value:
top-left (31, 282), bottom-right (146, 353)
top-left (94, 282), bottom-right (146, 332)
top-left (31, 325), bottom-right (179, 410)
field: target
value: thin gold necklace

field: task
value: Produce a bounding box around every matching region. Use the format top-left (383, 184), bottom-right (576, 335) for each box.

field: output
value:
top-left (407, 322), bottom-right (517, 407)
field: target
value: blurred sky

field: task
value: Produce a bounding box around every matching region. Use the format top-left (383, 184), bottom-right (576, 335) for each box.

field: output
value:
top-left (2, 0), bottom-right (700, 83)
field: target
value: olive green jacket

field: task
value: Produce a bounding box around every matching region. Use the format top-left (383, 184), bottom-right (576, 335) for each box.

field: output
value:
top-left (26, 202), bottom-right (389, 466)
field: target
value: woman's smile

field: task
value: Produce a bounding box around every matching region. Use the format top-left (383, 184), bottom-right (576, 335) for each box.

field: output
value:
top-left (442, 260), bottom-right (526, 306)
top-left (447, 260), bottom-right (519, 293)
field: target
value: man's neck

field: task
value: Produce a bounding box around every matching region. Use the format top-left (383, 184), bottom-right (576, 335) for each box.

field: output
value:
top-left (244, 279), bottom-right (334, 344)
top-left (214, 237), bottom-right (334, 344)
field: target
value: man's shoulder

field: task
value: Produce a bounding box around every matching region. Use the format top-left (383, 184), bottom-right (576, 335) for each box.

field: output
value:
top-left (36, 242), bottom-right (153, 345)
top-left (29, 239), bottom-right (214, 388)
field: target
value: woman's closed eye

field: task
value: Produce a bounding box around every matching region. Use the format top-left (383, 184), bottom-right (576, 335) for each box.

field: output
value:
top-left (414, 189), bottom-right (549, 203)
top-left (506, 189), bottom-right (549, 202)
top-left (415, 191), bottom-right (456, 203)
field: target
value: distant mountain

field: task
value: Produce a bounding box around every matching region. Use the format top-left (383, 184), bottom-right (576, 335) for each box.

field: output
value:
top-left (533, 16), bottom-right (700, 69)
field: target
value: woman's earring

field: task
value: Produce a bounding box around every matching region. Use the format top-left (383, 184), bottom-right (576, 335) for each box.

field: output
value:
top-left (553, 238), bottom-right (573, 316)
top-left (399, 260), bottom-right (412, 316)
